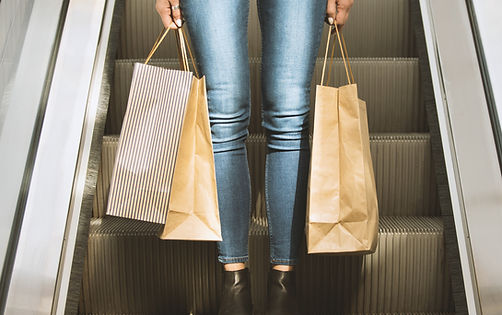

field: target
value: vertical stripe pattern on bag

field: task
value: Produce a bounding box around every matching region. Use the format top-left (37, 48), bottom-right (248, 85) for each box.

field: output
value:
top-left (106, 63), bottom-right (193, 224)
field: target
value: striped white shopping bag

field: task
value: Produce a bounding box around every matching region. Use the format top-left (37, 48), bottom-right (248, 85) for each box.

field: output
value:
top-left (106, 27), bottom-right (222, 241)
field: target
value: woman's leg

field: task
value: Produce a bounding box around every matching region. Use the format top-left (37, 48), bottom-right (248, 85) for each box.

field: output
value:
top-left (181, 0), bottom-right (252, 268)
top-left (257, 0), bottom-right (327, 268)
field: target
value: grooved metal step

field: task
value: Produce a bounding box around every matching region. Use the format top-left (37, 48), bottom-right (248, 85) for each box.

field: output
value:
top-left (76, 1), bottom-right (457, 313)
top-left (106, 58), bottom-right (426, 135)
top-left (77, 312), bottom-right (455, 315)
top-left (78, 216), bottom-right (452, 314)
top-left (118, 0), bottom-right (415, 59)
top-left (258, 313), bottom-right (453, 315)
top-left (92, 133), bottom-right (439, 219)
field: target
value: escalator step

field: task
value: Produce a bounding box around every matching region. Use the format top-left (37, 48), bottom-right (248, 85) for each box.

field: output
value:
top-left (80, 313), bottom-right (455, 315)
top-left (106, 58), bottom-right (425, 135)
top-left (256, 313), bottom-right (455, 315)
top-left (79, 216), bottom-right (452, 314)
top-left (118, 0), bottom-right (415, 59)
top-left (92, 133), bottom-right (439, 219)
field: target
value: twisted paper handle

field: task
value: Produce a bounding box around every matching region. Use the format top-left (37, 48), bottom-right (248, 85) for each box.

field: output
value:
top-left (145, 27), bottom-right (200, 78)
top-left (320, 22), bottom-right (355, 86)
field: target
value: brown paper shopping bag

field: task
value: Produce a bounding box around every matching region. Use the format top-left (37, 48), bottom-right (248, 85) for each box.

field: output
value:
top-left (306, 24), bottom-right (379, 254)
top-left (106, 27), bottom-right (222, 241)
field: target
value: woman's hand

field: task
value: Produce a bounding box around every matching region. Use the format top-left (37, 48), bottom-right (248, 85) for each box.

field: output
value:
top-left (325, 0), bottom-right (354, 31)
top-left (156, 0), bottom-right (183, 29)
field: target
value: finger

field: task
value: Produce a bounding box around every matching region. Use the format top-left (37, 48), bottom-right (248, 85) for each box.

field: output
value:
top-left (335, 9), bottom-right (349, 31)
top-left (169, 0), bottom-right (183, 28)
top-left (325, 0), bottom-right (337, 27)
top-left (156, 0), bottom-right (176, 29)
top-left (335, 0), bottom-right (354, 31)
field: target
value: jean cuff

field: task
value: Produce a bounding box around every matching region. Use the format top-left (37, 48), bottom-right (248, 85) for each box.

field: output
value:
top-left (270, 258), bottom-right (298, 266)
top-left (218, 255), bottom-right (249, 264)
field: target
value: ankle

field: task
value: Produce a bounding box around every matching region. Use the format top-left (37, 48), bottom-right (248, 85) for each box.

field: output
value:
top-left (224, 262), bottom-right (246, 271)
top-left (272, 264), bottom-right (294, 272)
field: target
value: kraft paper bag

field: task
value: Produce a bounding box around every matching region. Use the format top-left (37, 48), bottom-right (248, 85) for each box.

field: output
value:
top-left (306, 25), bottom-right (379, 254)
top-left (160, 71), bottom-right (222, 240)
top-left (106, 27), bottom-right (222, 241)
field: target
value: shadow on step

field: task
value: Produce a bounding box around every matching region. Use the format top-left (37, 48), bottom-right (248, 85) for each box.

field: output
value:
top-left (79, 216), bottom-right (453, 314)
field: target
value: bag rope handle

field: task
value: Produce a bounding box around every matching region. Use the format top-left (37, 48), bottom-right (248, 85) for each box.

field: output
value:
top-left (144, 27), bottom-right (200, 78)
top-left (145, 28), bottom-right (170, 64)
top-left (320, 22), bottom-right (354, 86)
top-left (174, 28), bottom-right (190, 71)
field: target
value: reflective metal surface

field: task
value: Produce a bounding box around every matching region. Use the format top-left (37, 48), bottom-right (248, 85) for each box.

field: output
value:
top-left (471, 1), bottom-right (502, 134)
top-left (468, 0), bottom-right (502, 173)
top-left (3, 0), bottom-right (106, 313)
top-left (0, 0), bottom-right (34, 131)
top-left (53, 0), bottom-right (116, 313)
top-left (420, 1), bottom-right (502, 314)
top-left (0, 0), bottom-right (63, 299)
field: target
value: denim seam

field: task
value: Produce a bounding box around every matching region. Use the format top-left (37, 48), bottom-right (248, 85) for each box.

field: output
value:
top-left (264, 148), bottom-right (274, 260)
top-left (270, 257), bottom-right (298, 265)
top-left (247, 147), bottom-right (252, 222)
top-left (219, 255), bottom-right (249, 259)
top-left (218, 255), bottom-right (249, 263)
top-left (257, 0), bottom-right (265, 131)
top-left (246, 147), bottom-right (252, 257)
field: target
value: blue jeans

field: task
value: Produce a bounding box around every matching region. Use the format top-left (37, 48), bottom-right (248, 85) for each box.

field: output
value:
top-left (181, 0), bottom-right (327, 265)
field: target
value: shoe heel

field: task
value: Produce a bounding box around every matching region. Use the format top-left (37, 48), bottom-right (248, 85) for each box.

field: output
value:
top-left (218, 267), bottom-right (253, 315)
top-left (265, 268), bottom-right (301, 315)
